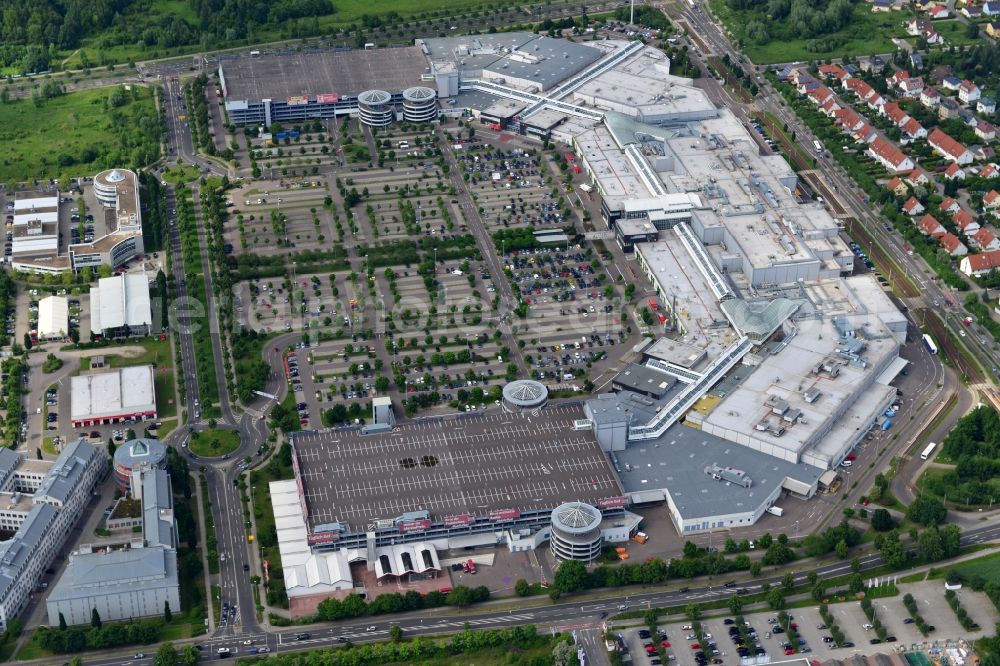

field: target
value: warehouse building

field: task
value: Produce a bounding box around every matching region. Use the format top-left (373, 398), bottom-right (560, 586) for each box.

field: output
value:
top-left (89, 272), bottom-right (152, 338)
top-left (0, 440), bottom-right (106, 630)
top-left (46, 467), bottom-right (179, 626)
top-left (70, 366), bottom-right (157, 428)
top-left (36, 295), bottom-right (69, 340)
top-left (10, 191), bottom-right (64, 273)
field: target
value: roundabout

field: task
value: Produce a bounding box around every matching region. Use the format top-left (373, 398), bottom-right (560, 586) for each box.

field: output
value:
top-left (188, 428), bottom-right (242, 458)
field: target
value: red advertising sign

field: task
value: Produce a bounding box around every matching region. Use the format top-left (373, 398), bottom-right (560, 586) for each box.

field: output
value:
top-left (307, 531), bottom-right (340, 545)
top-left (398, 518), bottom-right (432, 534)
top-left (489, 508), bottom-right (520, 522)
top-left (287, 95), bottom-right (308, 106)
top-left (597, 496), bottom-right (627, 510)
top-left (443, 513), bottom-right (471, 527)
top-left (317, 93), bottom-right (339, 104)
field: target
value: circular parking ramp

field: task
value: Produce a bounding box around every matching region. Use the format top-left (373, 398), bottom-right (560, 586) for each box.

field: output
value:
top-left (550, 502), bottom-right (603, 562)
top-left (502, 379), bottom-right (548, 410)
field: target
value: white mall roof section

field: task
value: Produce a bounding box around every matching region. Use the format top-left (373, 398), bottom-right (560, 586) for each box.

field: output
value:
top-left (37, 296), bottom-right (68, 339)
top-left (269, 479), bottom-right (354, 597)
top-left (70, 366), bottom-right (156, 423)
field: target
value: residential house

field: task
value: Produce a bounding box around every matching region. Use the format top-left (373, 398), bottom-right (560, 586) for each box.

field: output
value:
top-left (887, 176), bottom-right (909, 196)
top-left (938, 97), bottom-right (962, 119)
top-left (867, 136), bottom-right (916, 173)
top-left (984, 0), bottom-right (1000, 14)
top-left (920, 86), bottom-right (942, 108)
top-left (944, 162), bottom-right (966, 180)
top-left (834, 107), bottom-right (865, 133)
top-left (941, 75), bottom-right (962, 91)
top-left (959, 80), bottom-right (982, 104)
top-left (979, 95), bottom-right (996, 115)
top-left (940, 232), bottom-right (969, 256)
top-left (959, 249), bottom-right (1000, 276)
top-left (903, 196), bottom-right (926, 215)
top-left (979, 163), bottom-right (1000, 179)
top-left (820, 97), bottom-right (842, 117)
top-left (988, 21), bottom-right (1000, 37)
top-left (900, 77), bottom-right (925, 97)
top-left (907, 18), bottom-right (932, 35)
top-left (918, 214), bottom-right (946, 236)
top-left (974, 227), bottom-right (1000, 250)
top-left (928, 6), bottom-right (949, 18)
top-left (806, 85), bottom-right (834, 107)
top-left (901, 117), bottom-right (928, 142)
top-left (961, 3), bottom-right (983, 17)
top-left (928, 128), bottom-right (974, 164)
top-left (907, 168), bottom-right (932, 186)
top-left (984, 190), bottom-right (1000, 209)
top-left (882, 102), bottom-right (910, 126)
top-left (910, 53), bottom-right (925, 71)
top-left (977, 121), bottom-right (997, 141)
top-left (940, 197), bottom-right (960, 214)
top-left (887, 70), bottom-right (911, 88)
top-left (873, 0), bottom-right (892, 11)
top-left (954, 208), bottom-right (980, 235)
top-left (926, 27), bottom-right (944, 44)
top-left (818, 64), bottom-right (849, 80)
top-left (854, 121), bottom-right (879, 144)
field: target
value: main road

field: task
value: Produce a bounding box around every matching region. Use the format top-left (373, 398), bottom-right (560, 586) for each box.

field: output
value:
top-left (68, 521), bottom-right (1000, 665)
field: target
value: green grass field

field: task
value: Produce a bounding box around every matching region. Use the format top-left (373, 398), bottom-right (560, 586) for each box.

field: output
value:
top-left (0, 86), bottom-right (156, 184)
top-left (161, 165), bottom-right (201, 185)
top-left (709, 0), bottom-right (912, 64)
top-left (951, 552), bottom-right (1000, 581)
top-left (189, 429), bottom-right (240, 457)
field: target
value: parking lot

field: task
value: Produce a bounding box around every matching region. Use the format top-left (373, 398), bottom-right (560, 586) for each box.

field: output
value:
top-left (613, 581), bottom-right (1000, 666)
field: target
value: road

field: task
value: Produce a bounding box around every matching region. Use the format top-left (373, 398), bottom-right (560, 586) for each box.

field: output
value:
top-left (68, 521), bottom-right (1000, 666)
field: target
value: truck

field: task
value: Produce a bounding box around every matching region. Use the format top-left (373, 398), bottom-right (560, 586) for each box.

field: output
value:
top-left (766, 506), bottom-right (784, 517)
top-left (813, 139), bottom-right (823, 153)
top-left (579, 183), bottom-right (593, 194)
top-left (631, 531), bottom-right (649, 544)
top-left (463, 559), bottom-right (477, 574)
top-left (882, 418), bottom-right (893, 431)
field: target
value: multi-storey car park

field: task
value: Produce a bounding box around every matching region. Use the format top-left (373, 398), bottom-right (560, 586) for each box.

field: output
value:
top-left (262, 34), bottom-right (911, 608)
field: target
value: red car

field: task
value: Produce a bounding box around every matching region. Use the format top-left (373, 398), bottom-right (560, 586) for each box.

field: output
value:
top-left (846, 454), bottom-right (857, 461)
top-left (661, 641), bottom-right (671, 648)
top-left (785, 649), bottom-right (796, 655)
top-left (646, 645), bottom-right (657, 654)
top-left (790, 623), bottom-right (798, 631)
top-left (691, 644), bottom-right (701, 650)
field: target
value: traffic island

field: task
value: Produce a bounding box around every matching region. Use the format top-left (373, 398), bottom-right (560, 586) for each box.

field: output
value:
top-left (189, 429), bottom-right (241, 457)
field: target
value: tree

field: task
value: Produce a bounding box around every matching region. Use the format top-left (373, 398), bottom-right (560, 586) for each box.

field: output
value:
top-left (781, 572), bottom-right (795, 591)
top-left (514, 579), bottom-right (531, 597)
top-left (878, 531), bottom-right (909, 569)
top-left (553, 560), bottom-right (589, 594)
top-left (389, 625), bottom-right (403, 642)
top-left (107, 438), bottom-right (116, 457)
top-left (811, 583), bottom-right (827, 601)
top-left (685, 602), bottom-right (702, 621)
top-left (767, 588), bottom-right (786, 610)
top-left (871, 508), bottom-right (895, 532)
top-left (164, 600), bottom-right (172, 623)
top-left (23, 333), bottom-right (32, 350)
top-left (728, 595), bottom-right (744, 615)
top-left (750, 561), bottom-right (763, 577)
top-left (553, 639), bottom-right (576, 666)
top-left (849, 573), bottom-right (865, 594)
top-left (682, 541), bottom-right (699, 558)
top-left (835, 539), bottom-right (849, 559)
top-left (154, 642), bottom-right (178, 666)
top-left (851, 556), bottom-right (862, 574)
top-left (907, 495), bottom-right (947, 526)
top-left (36, 448), bottom-right (42, 460)
top-left (917, 526), bottom-right (944, 562)
top-left (90, 608), bottom-right (102, 630)
top-left (446, 585), bottom-right (474, 608)
top-left (58, 612), bottom-right (67, 630)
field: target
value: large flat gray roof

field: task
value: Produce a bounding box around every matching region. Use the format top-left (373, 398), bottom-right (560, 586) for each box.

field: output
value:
top-left (614, 423), bottom-right (821, 519)
top-left (221, 47), bottom-right (429, 102)
top-left (420, 33), bottom-right (602, 90)
top-left (46, 547), bottom-right (177, 601)
top-left (34, 439), bottom-right (99, 505)
top-left (291, 404), bottom-right (622, 532)
top-left (613, 363), bottom-right (676, 398)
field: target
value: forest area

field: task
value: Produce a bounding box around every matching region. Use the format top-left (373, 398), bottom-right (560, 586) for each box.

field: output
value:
top-left (0, 0), bottom-right (335, 73)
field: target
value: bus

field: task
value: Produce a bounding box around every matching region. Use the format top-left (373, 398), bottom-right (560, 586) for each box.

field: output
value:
top-left (922, 333), bottom-right (938, 355)
top-left (920, 441), bottom-right (937, 460)
top-left (813, 139), bottom-right (823, 153)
